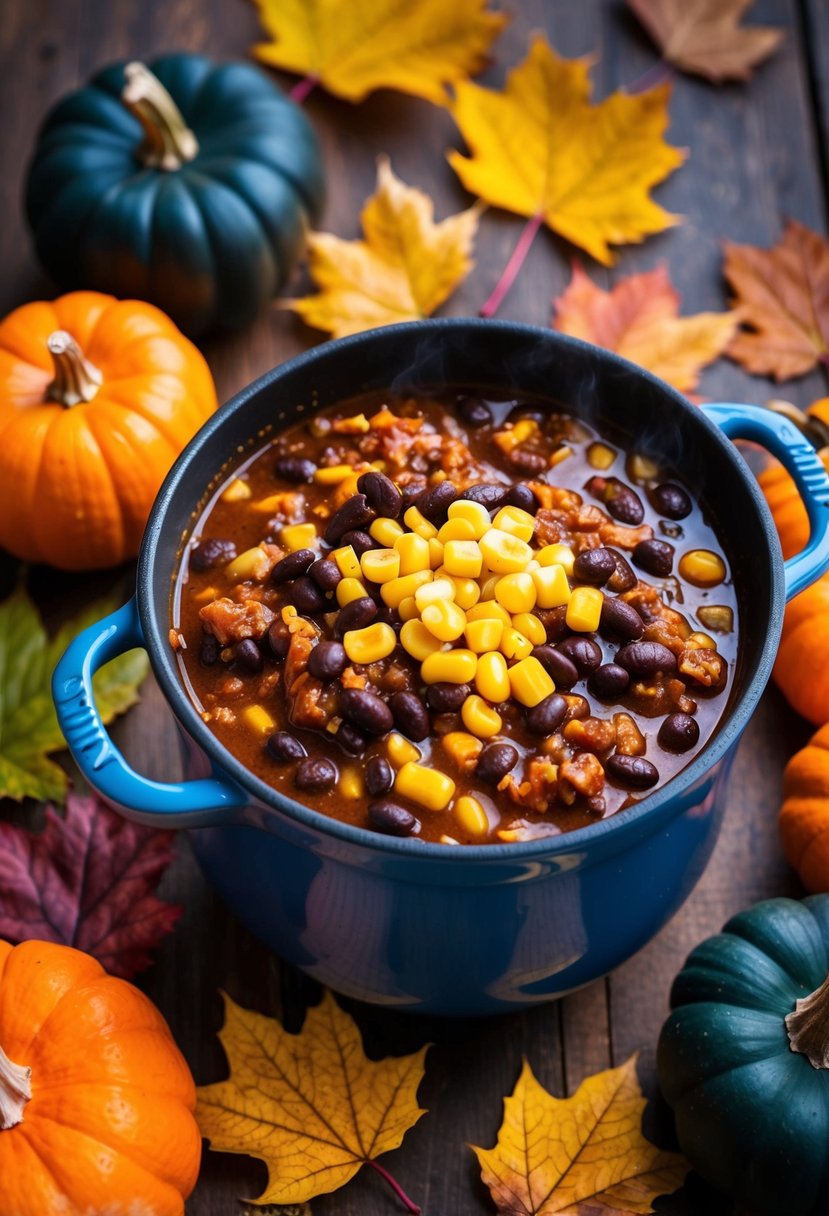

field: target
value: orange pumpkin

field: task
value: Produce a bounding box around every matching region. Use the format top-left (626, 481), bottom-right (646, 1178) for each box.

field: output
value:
top-left (0, 938), bottom-right (200, 1215)
top-left (780, 722), bottom-right (829, 891)
top-left (0, 291), bottom-right (216, 570)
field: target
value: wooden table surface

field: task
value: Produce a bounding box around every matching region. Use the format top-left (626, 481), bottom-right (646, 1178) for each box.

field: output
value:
top-left (2, 1), bottom-right (828, 1212)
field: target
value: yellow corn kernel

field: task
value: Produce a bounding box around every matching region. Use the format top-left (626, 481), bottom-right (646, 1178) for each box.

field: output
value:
top-left (587, 441), bottom-right (617, 470)
top-left (537, 544), bottom-right (575, 575)
top-left (381, 569), bottom-right (432, 608)
top-left (421, 649), bottom-right (478, 684)
top-left (395, 762), bottom-right (455, 811)
top-left (442, 731), bottom-right (484, 770)
top-left (443, 539), bottom-right (483, 579)
top-left (687, 630), bottom-right (717, 650)
top-left (566, 586), bottom-right (604, 633)
top-left (281, 522), bottom-right (318, 552)
top-left (679, 549), bottom-right (727, 588)
top-left (421, 600), bottom-right (467, 642)
top-left (428, 538), bottom-right (446, 569)
top-left (332, 545), bottom-right (362, 579)
top-left (494, 419), bottom-right (538, 452)
top-left (394, 532), bottom-right (431, 575)
top-left (454, 794), bottom-right (489, 838)
top-left (387, 733), bottom-right (422, 767)
top-left (531, 563), bottom-right (571, 609)
top-left (475, 650), bottom-right (511, 702)
top-left (465, 616), bottom-right (504, 654)
top-left (193, 584), bottom-right (219, 603)
top-left (449, 575), bottom-right (481, 611)
top-left (466, 601), bottom-right (512, 627)
top-left (495, 572), bottom-right (537, 614)
top-left (500, 627), bottom-right (533, 661)
top-left (400, 618), bottom-right (445, 661)
top-left (508, 656), bottom-right (556, 707)
top-left (332, 413), bottom-right (370, 434)
top-left (461, 694), bottom-right (502, 739)
top-left (225, 545), bottom-right (269, 582)
top-left (438, 517), bottom-right (477, 543)
top-left (242, 704), bottom-right (276, 736)
top-left (549, 445), bottom-right (573, 467)
top-left (415, 576), bottom-right (456, 610)
top-left (343, 622), bottom-right (397, 664)
top-left (479, 528), bottom-right (533, 574)
top-left (492, 505), bottom-right (536, 544)
top-left (336, 576), bottom-right (367, 607)
top-left (332, 472), bottom-right (362, 506)
top-left (339, 767), bottom-right (364, 800)
top-left (447, 498), bottom-right (491, 539)
top-left (370, 517), bottom-right (404, 547)
top-left (398, 595), bottom-right (419, 622)
top-left (479, 573), bottom-right (500, 601)
top-left (403, 505), bottom-right (438, 540)
top-left (361, 548), bottom-right (401, 584)
top-left (221, 477), bottom-right (251, 502)
top-left (314, 463), bottom-right (354, 485)
top-left (511, 612), bottom-right (547, 646)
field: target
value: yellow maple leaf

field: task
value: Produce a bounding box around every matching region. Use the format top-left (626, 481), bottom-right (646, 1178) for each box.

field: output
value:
top-left (284, 157), bottom-right (480, 339)
top-left (251, 0), bottom-right (508, 105)
top-left (472, 1055), bottom-right (687, 1215)
top-left (197, 990), bottom-right (428, 1206)
top-left (553, 264), bottom-right (738, 394)
top-left (448, 35), bottom-right (686, 267)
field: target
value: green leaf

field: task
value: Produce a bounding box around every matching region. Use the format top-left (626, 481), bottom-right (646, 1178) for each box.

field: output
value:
top-left (0, 585), bottom-right (149, 803)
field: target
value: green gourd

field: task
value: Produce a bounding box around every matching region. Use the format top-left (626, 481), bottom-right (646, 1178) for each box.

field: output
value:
top-left (25, 53), bottom-right (325, 337)
top-left (657, 896), bottom-right (829, 1216)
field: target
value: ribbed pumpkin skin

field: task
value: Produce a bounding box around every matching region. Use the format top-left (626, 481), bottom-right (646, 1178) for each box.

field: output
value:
top-left (25, 53), bottom-right (325, 337)
top-left (0, 290), bottom-right (216, 570)
top-left (657, 897), bottom-right (829, 1216)
top-left (781, 724), bottom-right (829, 891)
top-left (0, 939), bottom-right (200, 1216)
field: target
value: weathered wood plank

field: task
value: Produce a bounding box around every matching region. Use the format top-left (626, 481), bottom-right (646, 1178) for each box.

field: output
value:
top-left (804, 0), bottom-right (829, 183)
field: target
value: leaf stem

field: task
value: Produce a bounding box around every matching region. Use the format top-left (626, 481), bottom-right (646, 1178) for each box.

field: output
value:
top-left (480, 212), bottom-right (544, 318)
top-left (625, 59), bottom-right (673, 95)
top-left (368, 1159), bottom-right (421, 1213)
top-left (290, 74), bottom-right (319, 104)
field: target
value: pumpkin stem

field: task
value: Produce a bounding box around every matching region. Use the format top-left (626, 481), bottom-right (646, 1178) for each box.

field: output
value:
top-left (121, 61), bottom-right (199, 171)
top-left (46, 331), bottom-right (103, 407)
top-left (786, 973), bottom-right (829, 1068)
top-left (767, 399), bottom-right (829, 456)
top-left (0, 1043), bottom-right (31, 1131)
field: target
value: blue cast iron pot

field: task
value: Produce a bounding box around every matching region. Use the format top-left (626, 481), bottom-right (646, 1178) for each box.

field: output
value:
top-left (53, 320), bottom-right (829, 1015)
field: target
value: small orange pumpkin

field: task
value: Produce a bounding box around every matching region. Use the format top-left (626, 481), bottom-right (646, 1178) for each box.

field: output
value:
top-left (780, 722), bottom-right (829, 891)
top-left (0, 291), bottom-right (216, 570)
top-left (0, 938), bottom-right (200, 1215)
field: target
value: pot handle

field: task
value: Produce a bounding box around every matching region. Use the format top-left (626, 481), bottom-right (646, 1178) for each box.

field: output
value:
top-left (703, 402), bottom-right (829, 600)
top-left (52, 597), bottom-right (246, 826)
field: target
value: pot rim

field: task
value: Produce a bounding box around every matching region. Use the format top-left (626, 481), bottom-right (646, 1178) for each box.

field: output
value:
top-left (137, 318), bottom-right (783, 861)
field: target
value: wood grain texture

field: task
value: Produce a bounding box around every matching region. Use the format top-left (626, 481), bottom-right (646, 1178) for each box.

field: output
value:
top-left (0, 0), bottom-right (826, 1212)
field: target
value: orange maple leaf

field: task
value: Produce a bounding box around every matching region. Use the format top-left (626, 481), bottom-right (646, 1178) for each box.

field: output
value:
top-left (553, 264), bottom-right (738, 394)
top-left (723, 220), bottom-right (829, 382)
top-left (628, 0), bottom-right (783, 84)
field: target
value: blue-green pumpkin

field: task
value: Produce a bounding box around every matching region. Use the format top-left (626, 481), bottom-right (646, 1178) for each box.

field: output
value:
top-left (25, 53), bottom-right (325, 337)
top-left (658, 896), bottom-right (829, 1215)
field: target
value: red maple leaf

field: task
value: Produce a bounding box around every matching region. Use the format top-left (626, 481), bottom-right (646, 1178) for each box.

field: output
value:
top-left (0, 791), bottom-right (182, 977)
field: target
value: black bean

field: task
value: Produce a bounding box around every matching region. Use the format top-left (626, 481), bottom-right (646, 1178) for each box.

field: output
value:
top-left (199, 634), bottom-right (219, 666)
top-left (309, 558), bottom-right (342, 592)
top-left (401, 480), bottom-right (427, 510)
top-left (336, 722), bottom-right (368, 755)
top-left (606, 754), bottom-right (659, 789)
top-left (525, 693), bottom-right (568, 735)
top-left (416, 480), bottom-right (458, 525)
top-left (457, 396), bottom-right (493, 428)
top-left (266, 731), bottom-right (307, 763)
top-left (615, 641), bottom-right (677, 676)
top-left (659, 520), bottom-right (684, 540)
top-left (573, 547), bottom-right (616, 586)
top-left (509, 449), bottom-right (547, 475)
top-left (504, 483), bottom-right (539, 513)
top-left (458, 483), bottom-right (509, 510)
top-left (190, 537), bottom-right (237, 572)
top-left (426, 682), bottom-right (471, 713)
top-left (633, 538), bottom-right (675, 578)
top-left (604, 479), bottom-right (645, 525)
top-left (271, 548), bottom-right (316, 585)
top-left (476, 742), bottom-right (519, 785)
top-left (275, 456), bottom-right (316, 483)
top-left (233, 638), bottom-right (263, 673)
top-left (324, 494), bottom-right (375, 546)
top-left (588, 663), bottom-right (630, 700)
top-left (599, 597), bottom-right (645, 641)
top-left (340, 688), bottom-right (393, 736)
top-left (586, 795), bottom-right (606, 816)
top-left (390, 691), bottom-right (430, 742)
top-left (289, 576), bottom-right (326, 615)
top-left (557, 637), bottom-right (603, 676)
top-left (340, 529), bottom-right (375, 557)
top-left (334, 597), bottom-right (377, 637)
top-left (295, 756), bottom-right (337, 791)
top-left (267, 619), bottom-right (291, 659)
top-left (538, 606), bottom-right (569, 643)
top-left (651, 482), bottom-right (692, 520)
top-left (531, 645), bottom-right (579, 689)
top-left (368, 800), bottom-right (420, 837)
top-left (357, 470), bottom-right (402, 518)
top-left (606, 551), bottom-right (637, 593)
top-left (658, 712), bottom-right (700, 753)
top-left (365, 756), bottom-right (394, 797)
top-left (308, 640), bottom-right (347, 680)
